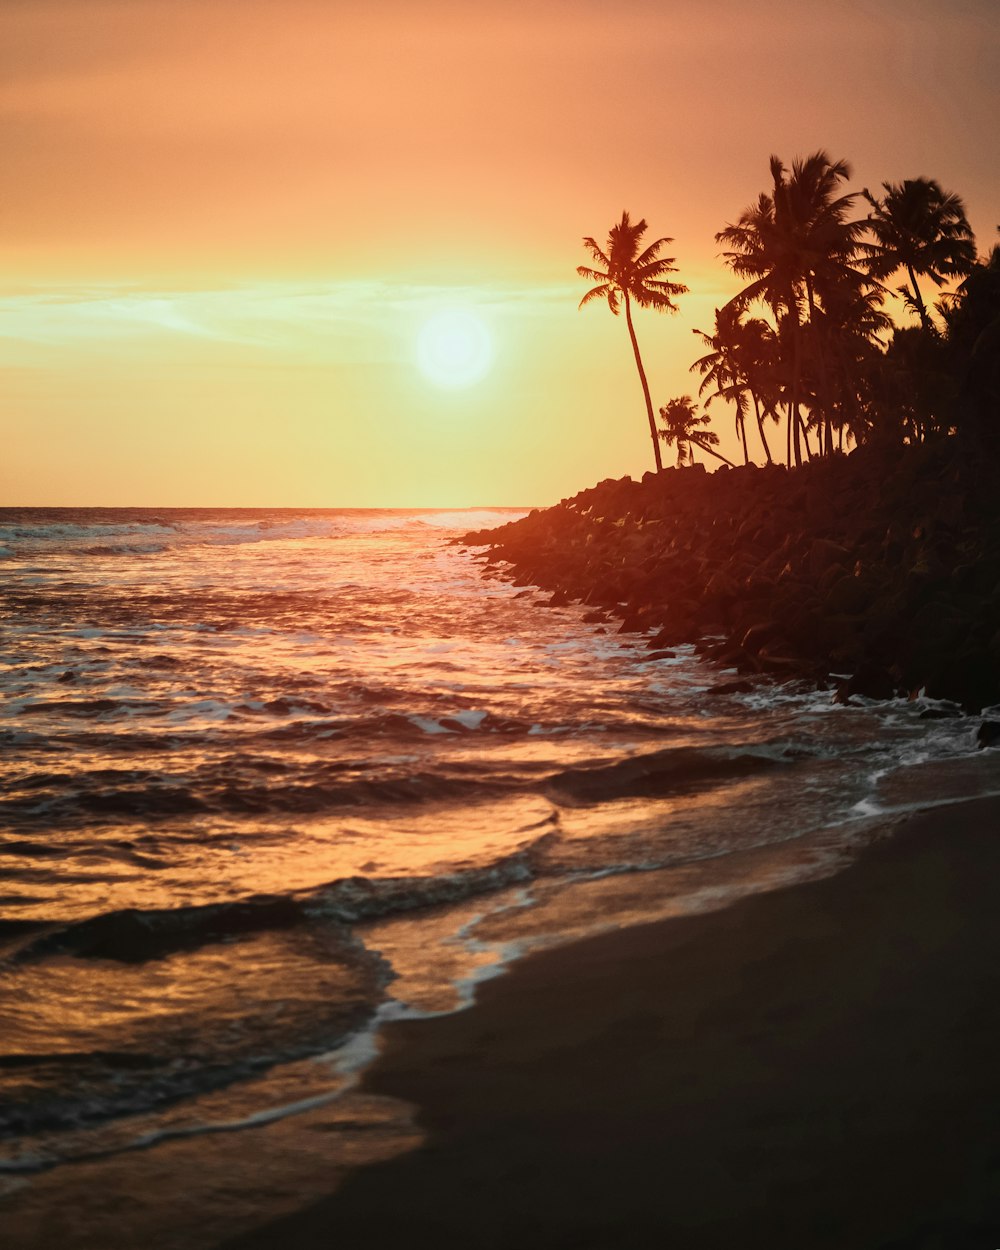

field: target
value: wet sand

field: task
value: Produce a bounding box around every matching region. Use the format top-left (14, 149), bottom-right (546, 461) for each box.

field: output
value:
top-left (226, 796), bottom-right (1000, 1249)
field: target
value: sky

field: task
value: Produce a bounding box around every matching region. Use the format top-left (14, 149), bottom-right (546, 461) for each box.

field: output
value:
top-left (2, 0), bottom-right (998, 506)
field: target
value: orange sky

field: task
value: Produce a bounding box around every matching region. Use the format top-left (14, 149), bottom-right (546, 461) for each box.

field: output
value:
top-left (2, 0), bottom-right (998, 505)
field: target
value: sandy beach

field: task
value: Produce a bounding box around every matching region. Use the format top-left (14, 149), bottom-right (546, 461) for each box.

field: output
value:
top-left (225, 795), bottom-right (1000, 1249)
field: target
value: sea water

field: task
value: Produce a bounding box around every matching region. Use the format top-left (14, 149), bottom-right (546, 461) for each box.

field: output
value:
top-left (1, 507), bottom-right (995, 1247)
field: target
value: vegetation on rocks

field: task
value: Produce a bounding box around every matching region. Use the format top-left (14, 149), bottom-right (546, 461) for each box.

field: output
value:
top-left (529, 152), bottom-right (1000, 711)
top-left (580, 153), bottom-right (994, 471)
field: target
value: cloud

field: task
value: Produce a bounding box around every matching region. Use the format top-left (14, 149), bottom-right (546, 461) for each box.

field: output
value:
top-left (0, 279), bottom-right (579, 366)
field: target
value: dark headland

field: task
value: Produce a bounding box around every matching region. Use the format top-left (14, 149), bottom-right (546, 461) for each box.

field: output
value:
top-left (463, 440), bottom-right (1000, 715)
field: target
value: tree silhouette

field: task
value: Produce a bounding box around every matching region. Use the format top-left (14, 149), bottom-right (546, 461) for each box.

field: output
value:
top-left (578, 211), bottom-right (688, 472)
top-left (717, 152), bottom-right (868, 465)
top-left (862, 178), bottom-right (977, 332)
top-left (691, 306), bottom-right (780, 464)
top-left (940, 228), bottom-right (1000, 447)
top-left (806, 277), bottom-right (892, 452)
top-left (657, 396), bottom-right (734, 467)
top-left (691, 307), bottom-right (751, 464)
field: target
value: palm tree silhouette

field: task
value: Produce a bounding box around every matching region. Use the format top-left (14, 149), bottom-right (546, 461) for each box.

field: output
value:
top-left (717, 152), bottom-right (867, 465)
top-left (691, 307), bottom-right (751, 464)
top-left (691, 306), bottom-right (780, 465)
top-left (862, 178), bottom-right (977, 332)
top-left (657, 396), bottom-right (734, 468)
top-left (940, 228), bottom-right (1000, 445)
top-left (807, 277), bottom-right (892, 453)
top-left (578, 212), bottom-right (688, 472)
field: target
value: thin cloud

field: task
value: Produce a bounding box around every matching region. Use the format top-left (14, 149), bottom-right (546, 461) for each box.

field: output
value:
top-left (0, 279), bottom-right (580, 365)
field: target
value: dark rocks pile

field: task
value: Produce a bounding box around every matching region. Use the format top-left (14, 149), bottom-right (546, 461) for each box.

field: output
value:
top-left (461, 442), bottom-right (1000, 713)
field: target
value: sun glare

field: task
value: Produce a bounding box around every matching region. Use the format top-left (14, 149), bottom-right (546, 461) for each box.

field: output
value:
top-left (416, 308), bottom-right (494, 389)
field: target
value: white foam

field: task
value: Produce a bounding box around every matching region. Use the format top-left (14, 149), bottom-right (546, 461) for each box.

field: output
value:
top-left (449, 709), bottom-right (488, 729)
top-left (406, 715), bottom-right (453, 734)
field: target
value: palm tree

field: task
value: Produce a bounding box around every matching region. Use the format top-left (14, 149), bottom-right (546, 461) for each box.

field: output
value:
top-left (738, 316), bottom-right (782, 464)
top-left (940, 228), bottom-right (1000, 446)
top-left (809, 277), bottom-right (892, 452)
top-left (691, 307), bottom-right (751, 464)
top-left (691, 306), bottom-right (779, 464)
top-left (657, 396), bottom-right (734, 467)
top-left (717, 152), bottom-right (869, 465)
top-left (862, 178), bottom-right (977, 332)
top-left (578, 211), bottom-right (688, 472)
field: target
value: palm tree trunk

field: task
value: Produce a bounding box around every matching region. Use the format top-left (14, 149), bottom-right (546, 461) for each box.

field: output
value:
top-left (693, 440), bottom-right (736, 468)
top-left (787, 304), bottom-right (803, 467)
top-left (624, 293), bottom-right (663, 473)
top-left (737, 413), bottom-right (750, 465)
top-left (751, 394), bottom-right (773, 464)
top-left (798, 413), bottom-right (812, 460)
top-left (786, 402), bottom-right (793, 465)
top-left (805, 279), bottom-right (834, 457)
top-left (905, 263), bottom-right (931, 331)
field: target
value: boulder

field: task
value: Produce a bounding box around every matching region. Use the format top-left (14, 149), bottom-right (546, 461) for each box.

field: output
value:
top-left (840, 662), bottom-right (897, 702)
top-left (977, 720), bottom-right (1000, 748)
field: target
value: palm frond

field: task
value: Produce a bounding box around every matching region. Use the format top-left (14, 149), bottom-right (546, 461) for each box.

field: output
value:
top-left (580, 237), bottom-right (610, 268)
top-left (578, 284), bottom-right (616, 312)
top-left (634, 236), bottom-right (675, 268)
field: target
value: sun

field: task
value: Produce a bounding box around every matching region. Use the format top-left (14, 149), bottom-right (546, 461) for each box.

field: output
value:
top-left (416, 308), bottom-right (494, 389)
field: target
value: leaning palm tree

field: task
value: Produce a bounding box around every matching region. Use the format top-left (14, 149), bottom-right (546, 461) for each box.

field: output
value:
top-left (657, 396), bottom-right (734, 468)
top-left (578, 211), bottom-right (688, 472)
top-left (861, 178), bottom-right (977, 332)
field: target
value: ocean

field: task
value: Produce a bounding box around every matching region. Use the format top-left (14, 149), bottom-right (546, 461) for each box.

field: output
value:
top-left (1, 506), bottom-right (997, 1247)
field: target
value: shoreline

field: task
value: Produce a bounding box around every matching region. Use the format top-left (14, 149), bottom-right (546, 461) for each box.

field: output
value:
top-left (226, 793), bottom-right (1000, 1249)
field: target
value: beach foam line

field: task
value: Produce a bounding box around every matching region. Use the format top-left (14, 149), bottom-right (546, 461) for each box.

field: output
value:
top-left (221, 794), bottom-right (1000, 1250)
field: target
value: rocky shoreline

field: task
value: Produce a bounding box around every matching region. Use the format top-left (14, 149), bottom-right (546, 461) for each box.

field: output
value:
top-left (462, 442), bottom-right (1000, 716)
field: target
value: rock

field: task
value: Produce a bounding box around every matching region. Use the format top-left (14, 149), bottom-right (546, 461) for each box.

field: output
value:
top-left (472, 441), bottom-right (1000, 709)
top-left (823, 574), bottom-right (872, 616)
top-left (977, 720), bottom-right (1000, 748)
top-left (756, 655), bottom-right (809, 676)
top-left (839, 662), bottom-right (897, 702)
top-left (707, 679), bottom-right (755, 695)
top-left (925, 648), bottom-right (1000, 712)
top-left (807, 538), bottom-right (851, 579)
top-left (739, 623), bottom-right (780, 655)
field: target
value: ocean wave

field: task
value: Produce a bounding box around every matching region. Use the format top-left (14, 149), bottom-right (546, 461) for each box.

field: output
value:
top-left (1, 771), bottom-right (500, 826)
top-left (252, 707), bottom-right (533, 742)
top-left (0, 507), bottom-right (530, 562)
top-left (81, 544), bottom-right (168, 557)
top-left (9, 829), bottom-right (560, 967)
top-left (302, 838), bottom-right (555, 924)
top-left (0, 920), bottom-right (391, 1147)
top-left (2, 740), bottom-right (797, 831)
top-left (12, 894), bottom-right (308, 964)
top-left (16, 698), bottom-right (161, 719)
top-left (545, 745), bottom-right (788, 805)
